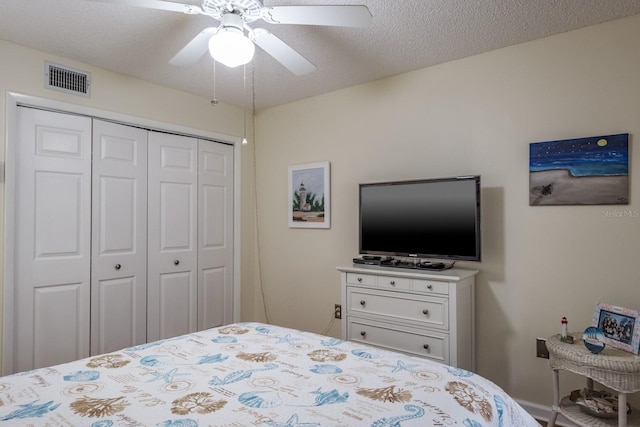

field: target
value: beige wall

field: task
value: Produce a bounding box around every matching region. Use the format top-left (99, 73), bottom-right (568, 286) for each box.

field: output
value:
top-left (252, 14), bottom-right (640, 408)
top-left (0, 39), bottom-right (257, 357)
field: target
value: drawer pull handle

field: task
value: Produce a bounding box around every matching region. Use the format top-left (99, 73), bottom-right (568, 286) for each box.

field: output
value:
top-left (360, 331), bottom-right (366, 337)
top-left (357, 277), bottom-right (363, 282)
top-left (389, 280), bottom-right (396, 286)
top-left (422, 309), bottom-right (429, 315)
top-left (360, 300), bottom-right (366, 306)
top-left (115, 264), bottom-right (122, 270)
top-left (427, 284), bottom-right (433, 290)
top-left (423, 344), bottom-right (430, 350)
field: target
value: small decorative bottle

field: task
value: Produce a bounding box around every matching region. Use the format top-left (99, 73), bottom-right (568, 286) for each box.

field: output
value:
top-left (561, 317), bottom-right (568, 342)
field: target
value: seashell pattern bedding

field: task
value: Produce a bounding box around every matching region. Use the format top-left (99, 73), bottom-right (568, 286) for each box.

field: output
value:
top-left (0, 322), bottom-right (540, 426)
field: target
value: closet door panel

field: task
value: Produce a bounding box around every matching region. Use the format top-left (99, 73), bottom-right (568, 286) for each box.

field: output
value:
top-left (200, 267), bottom-right (226, 328)
top-left (34, 172), bottom-right (83, 257)
top-left (198, 141), bottom-right (234, 329)
top-left (202, 185), bottom-right (225, 246)
top-left (99, 177), bottom-right (136, 251)
top-left (161, 182), bottom-right (193, 249)
top-left (33, 284), bottom-right (85, 369)
top-left (94, 277), bottom-right (136, 352)
top-left (148, 132), bottom-right (198, 341)
top-left (14, 107), bottom-right (92, 373)
top-left (158, 272), bottom-right (195, 339)
top-left (91, 120), bottom-right (148, 355)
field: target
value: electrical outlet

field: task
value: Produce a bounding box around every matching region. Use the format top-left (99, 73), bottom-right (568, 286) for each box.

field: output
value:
top-left (536, 337), bottom-right (549, 359)
top-left (334, 304), bottom-right (342, 319)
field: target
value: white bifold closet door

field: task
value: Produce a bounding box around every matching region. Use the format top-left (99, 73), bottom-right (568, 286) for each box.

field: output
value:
top-left (14, 108), bottom-right (92, 372)
top-left (91, 120), bottom-right (148, 355)
top-left (198, 139), bottom-right (234, 330)
top-left (146, 133), bottom-right (234, 341)
top-left (147, 132), bottom-right (199, 341)
top-left (10, 107), bottom-right (234, 374)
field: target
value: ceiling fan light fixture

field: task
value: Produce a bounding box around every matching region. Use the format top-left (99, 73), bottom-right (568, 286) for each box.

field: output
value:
top-left (208, 14), bottom-right (255, 68)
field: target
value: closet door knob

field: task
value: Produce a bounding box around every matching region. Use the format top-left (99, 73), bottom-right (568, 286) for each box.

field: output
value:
top-left (115, 264), bottom-right (121, 270)
top-left (174, 260), bottom-right (180, 265)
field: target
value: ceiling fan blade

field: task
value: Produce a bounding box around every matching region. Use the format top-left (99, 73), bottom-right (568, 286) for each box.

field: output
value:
top-left (251, 28), bottom-right (316, 75)
top-left (261, 5), bottom-right (372, 28)
top-left (85, 0), bottom-right (202, 14)
top-left (169, 27), bottom-right (218, 66)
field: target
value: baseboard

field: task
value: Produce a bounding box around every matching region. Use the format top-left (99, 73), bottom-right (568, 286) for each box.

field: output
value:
top-left (516, 399), bottom-right (572, 426)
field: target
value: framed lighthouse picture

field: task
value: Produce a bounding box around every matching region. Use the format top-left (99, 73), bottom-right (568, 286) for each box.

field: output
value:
top-left (288, 161), bottom-right (330, 229)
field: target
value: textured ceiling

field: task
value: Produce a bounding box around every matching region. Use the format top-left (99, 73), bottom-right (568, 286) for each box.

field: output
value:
top-left (1, 0), bottom-right (640, 111)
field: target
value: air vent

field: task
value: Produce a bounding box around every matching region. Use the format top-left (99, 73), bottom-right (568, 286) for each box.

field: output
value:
top-left (44, 61), bottom-right (91, 97)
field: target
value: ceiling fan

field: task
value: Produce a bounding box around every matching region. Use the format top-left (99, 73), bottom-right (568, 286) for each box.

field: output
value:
top-left (86, 0), bottom-right (372, 75)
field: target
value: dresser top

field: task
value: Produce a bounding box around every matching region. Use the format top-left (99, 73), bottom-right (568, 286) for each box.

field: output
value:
top-left (337, 265), bottom-right (479, 281)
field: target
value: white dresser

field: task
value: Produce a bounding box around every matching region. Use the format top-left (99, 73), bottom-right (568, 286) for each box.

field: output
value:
top-left (338, 265), bottom-right (478, 371)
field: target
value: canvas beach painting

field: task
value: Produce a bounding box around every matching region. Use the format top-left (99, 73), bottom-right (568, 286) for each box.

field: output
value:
top-left (288, 161), bottom-right (330, 228)
top-left (529, 133), bottom-right (629, 205)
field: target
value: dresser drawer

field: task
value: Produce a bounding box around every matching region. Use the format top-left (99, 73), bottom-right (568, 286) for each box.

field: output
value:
top-left (346, 272), bottom-right (377, 286)
top-left (412, 279), bottom-right (449, 295)
top-left (347, 288), bottom-right (448, 330)
top-left (377, 275), bottom-right (411, 290)
top-left (348, 317), bottom-right (449, 363)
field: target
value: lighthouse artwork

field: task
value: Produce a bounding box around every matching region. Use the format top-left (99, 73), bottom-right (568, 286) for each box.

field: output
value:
top-left (298, 182), bottom-right (309, 211)
top-left (288, 161), bottom-right (331, 228)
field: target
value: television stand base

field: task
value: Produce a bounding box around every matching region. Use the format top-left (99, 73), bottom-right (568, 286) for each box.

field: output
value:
top-left (353, 257), bottom-right (454, 270)
top-left (386, 260), bottom-right (453, 271)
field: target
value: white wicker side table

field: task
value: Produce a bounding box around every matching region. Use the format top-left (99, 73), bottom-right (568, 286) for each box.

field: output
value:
top-left (547, 333), bottom-right (640, 427)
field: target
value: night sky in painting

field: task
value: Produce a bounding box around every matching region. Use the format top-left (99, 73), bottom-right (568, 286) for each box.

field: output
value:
top-left (530, 133), bottom-right (628, 177)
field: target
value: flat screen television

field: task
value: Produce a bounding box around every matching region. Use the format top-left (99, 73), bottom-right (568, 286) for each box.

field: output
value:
top-left (359, 176), bottom-right (481, 262)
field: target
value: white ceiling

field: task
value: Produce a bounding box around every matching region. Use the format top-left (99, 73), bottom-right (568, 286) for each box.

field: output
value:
top-left (2, 0), bottom-right (640, 111)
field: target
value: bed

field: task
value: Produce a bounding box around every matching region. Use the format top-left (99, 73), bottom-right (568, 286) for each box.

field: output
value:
top-left (0, 322), bottom-right (540, 426)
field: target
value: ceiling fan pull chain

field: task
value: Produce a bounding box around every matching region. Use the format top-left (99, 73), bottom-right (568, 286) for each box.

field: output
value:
top-left (242, 63), bottom-right (248, 145)
top-left (211, 60), bottom-right (218, 106)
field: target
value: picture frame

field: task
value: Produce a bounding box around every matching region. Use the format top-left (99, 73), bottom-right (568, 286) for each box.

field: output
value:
top-left (288, 161), bottom-right (330, 229)
top-left (592, 303), bottom-right (640, 354)
top-left (529, 133), bottom-right (629, 206)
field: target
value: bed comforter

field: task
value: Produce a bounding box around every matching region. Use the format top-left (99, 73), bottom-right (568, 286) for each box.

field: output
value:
top-left (0, 322), bottom-right (540, 426)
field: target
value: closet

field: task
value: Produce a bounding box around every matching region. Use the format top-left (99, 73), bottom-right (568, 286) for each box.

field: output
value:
top-left (9, 106), bottom-right (233, 374)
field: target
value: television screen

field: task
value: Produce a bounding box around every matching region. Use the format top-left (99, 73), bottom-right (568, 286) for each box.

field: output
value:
top-left (359, 176), bottom-right (481, 262)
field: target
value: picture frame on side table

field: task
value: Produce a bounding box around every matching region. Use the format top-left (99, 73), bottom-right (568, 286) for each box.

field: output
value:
top-left (592, 303), bottom-right (640, 354)
top-left (288, 161), bottom-right (330, 229)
